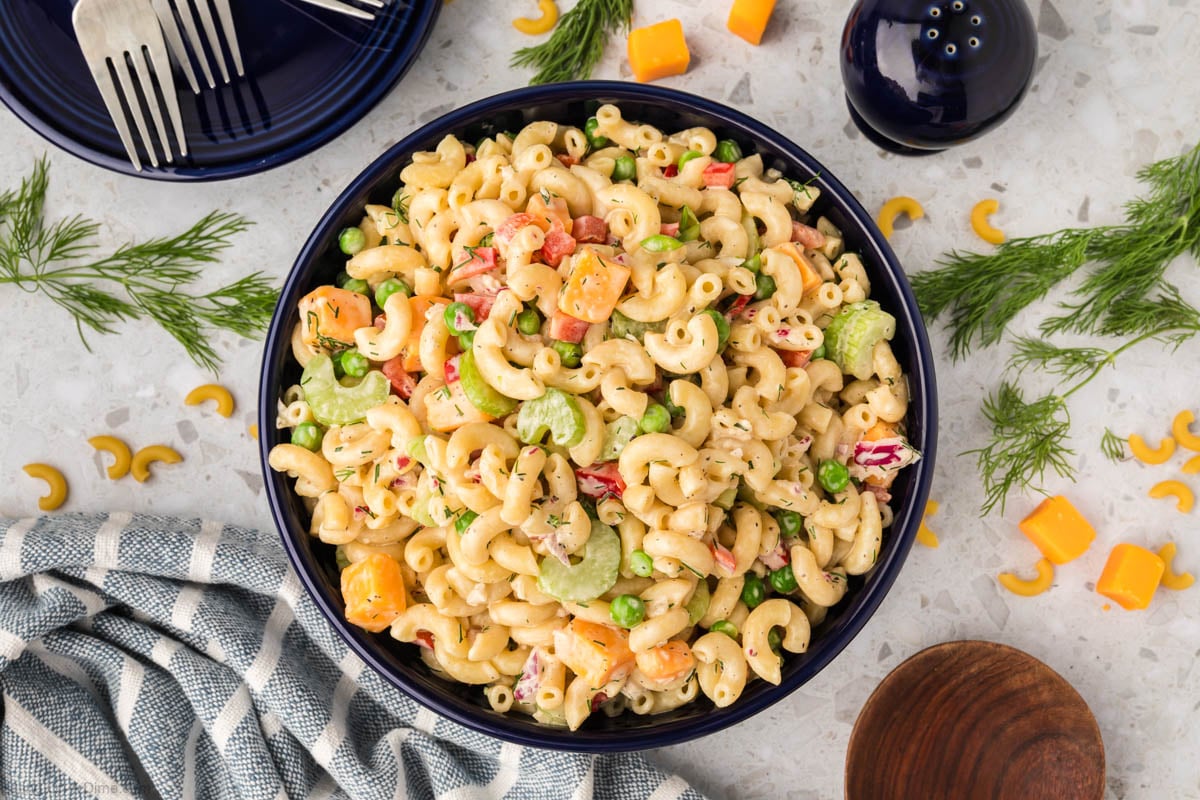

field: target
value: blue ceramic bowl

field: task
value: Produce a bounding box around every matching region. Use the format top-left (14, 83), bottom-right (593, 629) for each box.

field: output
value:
top-left (259, 81), bottom-right (938, 752)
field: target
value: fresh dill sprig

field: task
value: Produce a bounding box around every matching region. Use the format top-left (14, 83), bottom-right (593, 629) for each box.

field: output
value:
top-left (510, 0), bottom-right (633, 85)
top-left (912, 142), bottom-right (1200, 357)
top-left (1100, 428), bottom-right (1127, 463)
top-left (976, 323), bottom-right (1197, 513)
top-left (0, 158), bottom-right (274, 372)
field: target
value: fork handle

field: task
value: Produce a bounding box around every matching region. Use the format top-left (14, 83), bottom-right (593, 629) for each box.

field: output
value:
top-left (293, 0), bottom-right (375, 20)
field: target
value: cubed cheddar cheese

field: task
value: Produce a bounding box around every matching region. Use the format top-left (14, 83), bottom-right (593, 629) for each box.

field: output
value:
top-left (554, 619), bottom-right (635, 687)
top-left (773, 242), bottom-right (824, 295)
top-left (627, 19), bottom-right (690, 83)
top-left (298, 286), bottom-right (373, 350)
top-left (558, 247), bottom-right (630, 323)
top-left (341, 553), bottom-right (408, 632)
top-left (1018, 495), bottom-right (1096, 565)
top-left (727, 0), bottom-right (777, 45)
top-left (1096, 544), bottom-right (1165, 610)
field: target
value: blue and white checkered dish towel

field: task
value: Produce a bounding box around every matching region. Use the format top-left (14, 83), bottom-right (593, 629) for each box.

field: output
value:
top-left (0, 513), bottom-right (708, 800)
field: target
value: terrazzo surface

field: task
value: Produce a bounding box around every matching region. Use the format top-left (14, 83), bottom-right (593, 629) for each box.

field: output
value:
top-left (1, 0), bottom-right (1197, 797)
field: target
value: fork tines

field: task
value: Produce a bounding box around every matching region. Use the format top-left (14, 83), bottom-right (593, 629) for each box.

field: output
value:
top-left (73, 0), bottom-right (189, 172)
top-left (152, 0), bottom-right (245, 94)
top-left (295, 0), bottom-right (391, 22)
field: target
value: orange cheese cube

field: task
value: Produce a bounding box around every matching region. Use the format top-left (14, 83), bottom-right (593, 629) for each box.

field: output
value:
top-left (1096, 544), bottom-right (1165, 610)
top-left (1018, 495), bottom-right (1096, 565)
top-left (298, 286), bottom-right (373, 351)
top-left (627, 19), bottom-right (690, 83)
top-left (727, 0), bottom-right (777, 45)
top-left (555, 619), bottom-right (635, 687)
top-left (341, 553), bottom-right (408, 632)
top-left (774, 242), bottom-right (824, 295)
top-left (558, 247), bottom-right (631, 324)
top-left (635, 640), bottom-right (695, 683)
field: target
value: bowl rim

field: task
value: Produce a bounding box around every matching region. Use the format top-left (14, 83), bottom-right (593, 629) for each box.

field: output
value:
top-left (259, 79), bottom-right (938, 752)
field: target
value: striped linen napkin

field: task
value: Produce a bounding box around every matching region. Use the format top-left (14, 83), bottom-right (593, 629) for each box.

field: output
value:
top-left (0, 513), bottom-right (707, 800)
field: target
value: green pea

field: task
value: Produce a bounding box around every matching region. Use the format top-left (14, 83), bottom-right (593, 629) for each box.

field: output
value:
top-left (609, 594), bottom-right (647, 628)
top-left (677, 149), bottom-right (703, 171)
top-left (291, 422), bottom-right (322, 452)
top-left (516, 308), bottom-right (542, 336)
top-left (443, 301), bottom-right (476, 335)
top-left (818, 459), bottom-right (852, 494)
top-left (774, 509), bottom-right (803, 538)
top-left (629, 549), bottom-right (654, 577)
top-left (700, 309), bottom-right (731, 351)
top-left (754, 272), bottom-right (777, 301)
top-left (714, 139), bottom-right (743, 164)
top-left (375, 278), bottom-right (412, 308)
top-left (331, 353), bottom-right (346, 378)
top-left (455, 510), bottom-right (479, 535)
top-left (342, 278), bottom-right (370, 296)
top-left (639, 234), bottom-right (683, 253)
top-left (639, 403), bottom-right (671, 434)
top-left (710, 620), bottom-right (739, 639)
top-left (769, 565), bottom-right (799, 594)
top-left (551, 340), bottom-right (582, 368)
top-left (338, 226), bottom-right (366, 256)
top-left (585, 116), bottom-right (609, 149)
top-left (767, 627), bottom-right (783, 655)
top-left (662, 391), bottom-right (686, 418)
top-left (334, 270), bottom-right (353, 288)
top-left (811, 343), bottom-right (827, 361)
top-left (611, 154), bottom-right (636, 182)
top-left (339, 349), bottom-right (369, 378)
top-left (741, 573), bottom-right (766, 609)
top-left (740, 253), bottom-right (762, 273)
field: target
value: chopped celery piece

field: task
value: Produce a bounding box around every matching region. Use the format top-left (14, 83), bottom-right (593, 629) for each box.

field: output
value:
top-left (823, 300), bottom-right (897, 380)
top-left (713, 485), bottom-right (738, 510)
top-left (459, 350), bottom-right (518, 417)
top-left (599, 416), bottom-right (640, 461)
top-left (410, 485), bottom-right (437, 527)
top-left (741, 211), bottom-right (760, 258)
top-left (609, 309), bottom-right (666, 342)
top-left (537, 521), bottom-right (621, 602)
top-left (300, 354), bottom-right (389, 426)
top-left (685, 578), bottom-right (711, 625)
top-left (517, 388), bottom-right (586, 447)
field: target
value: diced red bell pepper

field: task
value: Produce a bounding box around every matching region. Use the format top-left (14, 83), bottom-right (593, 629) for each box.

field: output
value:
top-left (662, 164), bottom-right (678, 178)
top-left (702, 162), bottom-right (736, 189)
top-left (541, 229), bottom-right (577, 268)
top-left (711, 542), bottom-right (737, 575)
top-left (776, 348), bottom-right (814, 369)
top-left (575, 463), bottom-right (626, 499)
top-left (381, 356), bottom-right (416, 399)
top-left (549, 309), bottom-right (590, 343)
top-left (572, 215), bottom-right (608, 244)
top-left (724, 293), bottom-right (752, 320)
top-left (414, 630), bottom-right (435, 650)
top-left (450, 246), bottom-right (497, 281)
top-left (556, 153), bottom-right (579, 168)
top-left (495, 213), bottom-right (539, 245)
top-left (454, 292), bottom-right (496, 321)
top-left (444, 354), bottom-right (462, 384)
top-left (791, 222), bottom-right (827, 250)
top-left (660, 222), bottom-right (680, 237)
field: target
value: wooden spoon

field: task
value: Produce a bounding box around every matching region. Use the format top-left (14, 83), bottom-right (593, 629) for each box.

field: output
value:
top-left (846, 640), bottom-right (1105, 800)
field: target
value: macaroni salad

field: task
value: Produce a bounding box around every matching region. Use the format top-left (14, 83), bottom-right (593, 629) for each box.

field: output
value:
top-left (269, 105), bottom-right (922, 729)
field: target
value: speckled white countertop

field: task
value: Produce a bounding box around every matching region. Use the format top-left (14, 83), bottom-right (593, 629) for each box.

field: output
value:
top-left (2, 0), bottom-right (1198, 797)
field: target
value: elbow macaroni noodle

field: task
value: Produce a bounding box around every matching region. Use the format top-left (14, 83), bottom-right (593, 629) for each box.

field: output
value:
top-left (268, 107), bottom-right (922, 730)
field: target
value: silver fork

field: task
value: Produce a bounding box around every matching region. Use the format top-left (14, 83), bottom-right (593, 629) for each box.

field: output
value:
top-left (294, 0), bottom-right (391, 21)
top-left (73, 0), bottom-right (188, 172)
top-left (151, 0), bottom-right (244, 93)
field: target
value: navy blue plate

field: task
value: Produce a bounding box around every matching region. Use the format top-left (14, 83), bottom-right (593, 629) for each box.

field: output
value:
top-left (0, 0), bottom-right (440, 180)
top-left (260, 81), bottom-right (939, 751)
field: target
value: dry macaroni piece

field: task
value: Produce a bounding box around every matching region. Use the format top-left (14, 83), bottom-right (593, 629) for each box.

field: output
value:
top-left (249, 424), bottom-right (259, 440)
top-left (1184, 454), bottom-right (1200, 475)
top-left (1171, 410), bottom-right (1200, 452)
top-left (89, 435), bottom-right (133, 480)
top-left (512, 0), bottom-right (558, 35)
top-left (1127, 433), bottom-right (1175, 465)
top-left (268, 105), bottom-right (924, 730)
top-left (1156, 543), bottom-right (1195, 591)
top-left (186, 383), bottom-right (236, 418)
top-left (130, 445), bottom-right (183, 482)
top-left (876, 196), bottom-right (924, 240)
top-left (1148, 480), bottom-right (1195, 514)
top-left (23, 463), bottom-right (68, 511)
top-left (916, 499), bottom-right (939, 548)
top-left (969, 198), bottom-right (1005, 245)
top-left (998, 558), bottom-right (1054, 597)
